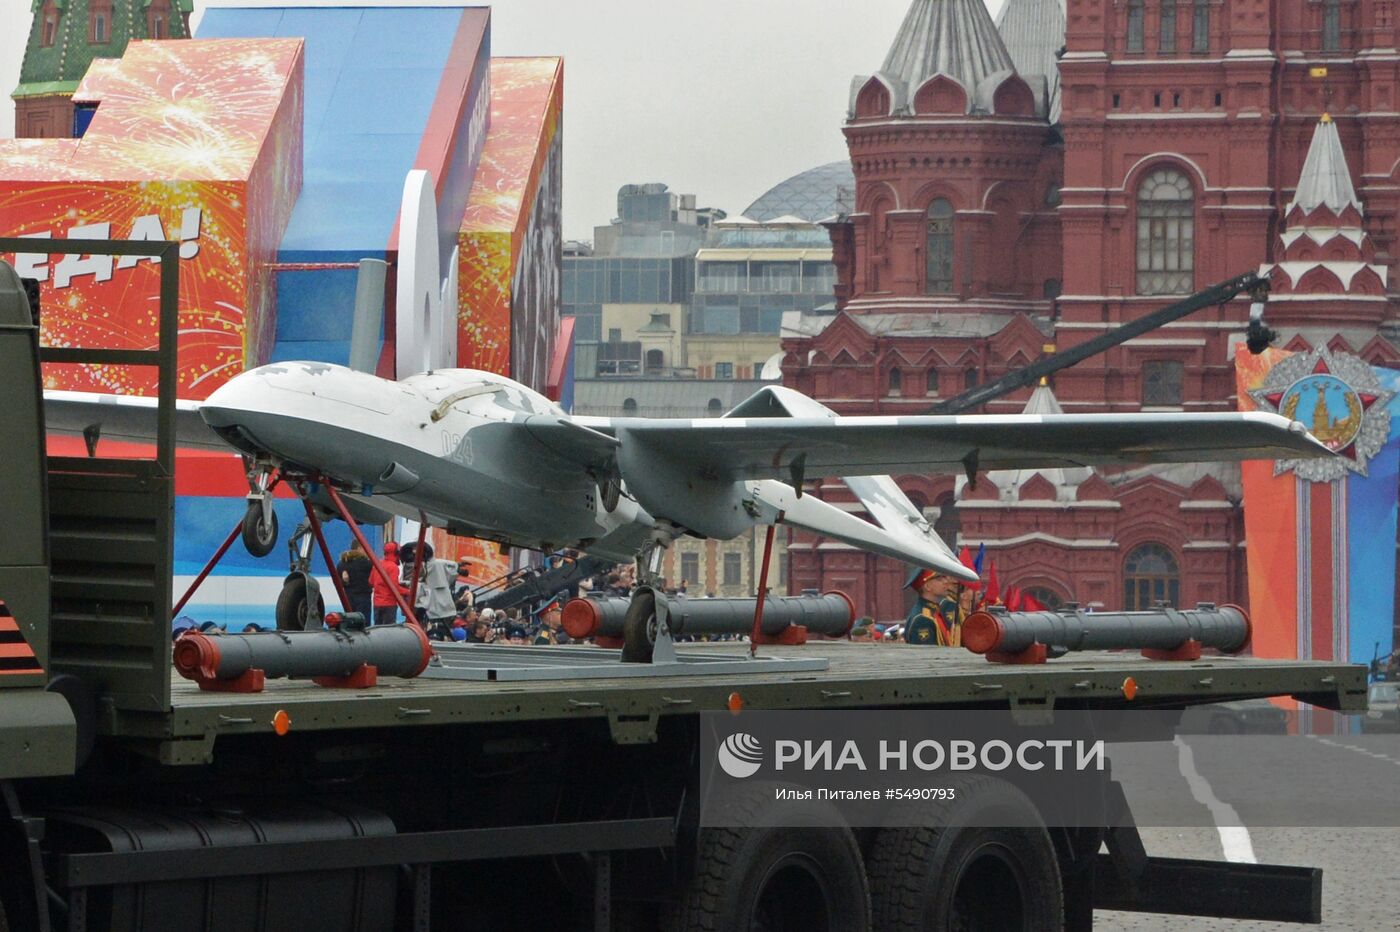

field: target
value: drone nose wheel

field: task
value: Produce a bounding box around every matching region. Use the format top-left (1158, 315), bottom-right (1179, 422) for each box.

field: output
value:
top-left (241, 500), bottom-right (279, 557)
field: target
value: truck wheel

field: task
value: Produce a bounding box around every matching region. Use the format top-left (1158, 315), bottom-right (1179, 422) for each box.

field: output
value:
top-left (621, 590), bottom-right (656, 663)
top-left (241, 500), bottom-right (278, 557)
top-left (672, 825), bottom-right (869, 931)
top-left (276, 577), bottom-right (324, 631)
top-left (669, 785), bottom-right (868, 932)
top-left (867, 776), bottom-right (1062, 931)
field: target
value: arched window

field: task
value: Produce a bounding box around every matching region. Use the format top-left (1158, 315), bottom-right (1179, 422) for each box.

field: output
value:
top-left (1160, 0), bottom-right (1176, 52)
top-left (1192, 0), bottom-right (1210, 52)
top-left (925, 369), bottom-right (939, 396)
top-left (89, 0), bottom-right (111, 43)
top-left (1024, 587), bottom-right (1065, 611)
top-left (1124, 543), bottom-right (1180, 610)
top-left (888, 367), bottom-right (902, 395)
top-left (40, 1), bottom-right (59, 46)
top-left (644, 348), bottom-right (664, 373)
top-left (1323, 0), bottom-right (1341, 51)
top-left (1136, 168), bottom-right (1194, 295)
top-left (622, 398), bottom-right (638, 416)
top-left (925, 199), bottom-right (954, 294)
top-left (706, 398), bottom-right (723, 417)
top-left (148, 0), bottom-right (171, 37)
top-left (1127, 0), bottom-right (1145, 52)
top-left (963, 367), bottom-right (979, 392)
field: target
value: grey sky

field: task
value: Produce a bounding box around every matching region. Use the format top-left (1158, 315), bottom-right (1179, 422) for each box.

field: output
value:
top-left (0, 0), bottom-right (1006, 241)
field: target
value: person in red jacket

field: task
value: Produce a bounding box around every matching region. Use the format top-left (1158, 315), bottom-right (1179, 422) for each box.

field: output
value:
top-left (371, 541), bottom-right (408, 625)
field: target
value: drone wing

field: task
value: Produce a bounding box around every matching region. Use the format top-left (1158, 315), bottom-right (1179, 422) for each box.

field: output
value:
top-left (42, 390), bottom-right (226, 451)
top-left (595, 410), bottom-right (1328, 483)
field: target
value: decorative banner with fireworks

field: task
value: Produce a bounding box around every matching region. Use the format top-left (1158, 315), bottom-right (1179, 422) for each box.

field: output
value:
top-left (457, 57), bottom-right (563, 381)
top-left (0, 38), bottom-right (304, 399)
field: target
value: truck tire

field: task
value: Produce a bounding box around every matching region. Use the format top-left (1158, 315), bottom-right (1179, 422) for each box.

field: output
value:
top-left (276, 576), bottom-right (324, 631)
top-left (670, 790), bottom-right (870, 931)
top-left (867, 775), bottom-right (1062, 932)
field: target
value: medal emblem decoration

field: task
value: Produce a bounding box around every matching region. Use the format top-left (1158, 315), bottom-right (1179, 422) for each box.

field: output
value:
top-left (1249, 348), bottom-right (1394, 481)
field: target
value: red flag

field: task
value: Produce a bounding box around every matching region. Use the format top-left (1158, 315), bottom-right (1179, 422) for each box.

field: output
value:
top-left (1022, 592), bottom-right (1047, 612)
top-left (1005, 586), bottom-right (1022, 612)
top-left (985, 562), bottom-right (1000, 604)
top-left (957, 546), bottom-right (982, 589)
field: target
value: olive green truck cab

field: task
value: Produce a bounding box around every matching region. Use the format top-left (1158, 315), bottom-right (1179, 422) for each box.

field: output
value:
top-left (0, 249), bottom-right (1372, 931)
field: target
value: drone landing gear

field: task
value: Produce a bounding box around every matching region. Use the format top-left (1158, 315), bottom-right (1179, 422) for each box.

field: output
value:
top-left (275, 489), bottom-right (354, 631)
top-left (241, 462), bottom-right (280, 557)
top-left (276, 513), bottom-right (321, 631)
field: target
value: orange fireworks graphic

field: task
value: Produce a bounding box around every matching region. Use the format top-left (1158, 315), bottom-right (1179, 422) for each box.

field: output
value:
top-left (0, 38), bottom-right (304, 399)
top-left (457, 57), bottom-right (562, 376)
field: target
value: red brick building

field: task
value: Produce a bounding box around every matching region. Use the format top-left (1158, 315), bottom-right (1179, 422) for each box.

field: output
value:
top-left (782, 0), bottom-right (1400, 621)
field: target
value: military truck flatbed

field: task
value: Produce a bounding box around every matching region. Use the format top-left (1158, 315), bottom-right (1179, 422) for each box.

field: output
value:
top-left (135, 643), bottom-right (1367, 762)
top-left (0, 249), bottom-right (1377, 931)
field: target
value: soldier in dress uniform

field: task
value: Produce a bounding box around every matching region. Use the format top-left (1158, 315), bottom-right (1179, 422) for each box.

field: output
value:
top-left (903, 568), bottom-right (962, 647)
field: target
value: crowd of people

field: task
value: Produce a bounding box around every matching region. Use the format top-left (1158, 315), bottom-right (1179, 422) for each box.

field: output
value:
top-left (174, 537), bottom-right (1034, 649)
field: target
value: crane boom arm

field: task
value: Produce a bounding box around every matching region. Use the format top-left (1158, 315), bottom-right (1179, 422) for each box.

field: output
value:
top-left (928, 271), bottom-right (1268, 415)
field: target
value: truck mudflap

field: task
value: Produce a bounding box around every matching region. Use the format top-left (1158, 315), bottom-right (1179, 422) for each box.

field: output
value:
top-left (0, 689), bottom-right (75, 779)
top-left (1074, 779), bottom-right (1323, 927)
top-left (1092, 854), bottom-right (1321, 924)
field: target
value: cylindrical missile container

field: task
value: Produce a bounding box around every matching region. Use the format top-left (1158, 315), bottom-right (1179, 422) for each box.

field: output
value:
top-left (174, 623), bottom-right (433, 687)
top-left (563, 589), bottom-right (856, 641)
top-left (962, 603), bottom-right (1250, 657)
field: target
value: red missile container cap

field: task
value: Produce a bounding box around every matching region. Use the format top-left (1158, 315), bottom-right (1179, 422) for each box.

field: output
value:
top-left (960, 610), bottom-right (1006, 655)
top-left (173, 632), bottom-right (223, 681)
top-left (562, 598), bottom-right (601, 639)
top-left (825, 589), bottom-right (857, 636)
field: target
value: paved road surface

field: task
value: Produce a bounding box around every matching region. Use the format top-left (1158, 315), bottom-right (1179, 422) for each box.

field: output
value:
top-left (1095, 728), bottom-right (1400, 930)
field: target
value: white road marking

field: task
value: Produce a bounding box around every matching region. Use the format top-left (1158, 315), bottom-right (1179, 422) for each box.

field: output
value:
top-left (1308, 734), bottom-right (1400, 766)
top-left (1173, 736), bottom-right (1257, 864)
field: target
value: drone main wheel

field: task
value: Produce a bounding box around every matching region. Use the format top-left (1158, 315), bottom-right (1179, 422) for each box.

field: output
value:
top-left (241, 501), bottom-right (278, 557)
top-left (621, 590), bottom-right (656, 663)
top-left (276, 576), bottom-right (324, 631)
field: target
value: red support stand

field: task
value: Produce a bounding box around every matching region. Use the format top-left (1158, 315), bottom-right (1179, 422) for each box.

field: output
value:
top-left (302, 492), bottom-right (352, 614)
top-left (1142, 639), bottom-right (1202, 662)
top-left (595, 635), bottom-right (624, 650)
top-left (313, 663), bottom-right (378, 689)
top-left (754, 624), bottom-right (807, 646)
top-left (986, 643), bottom-right (1049, 665)
top-left (750, 513), bottom-right (784, 657)
top-left (174, 519), bottom-right (243, 617)
top-left (321, 480), bottom-right (418, 623)
top-left (193, 668), bottom-right (266, 693)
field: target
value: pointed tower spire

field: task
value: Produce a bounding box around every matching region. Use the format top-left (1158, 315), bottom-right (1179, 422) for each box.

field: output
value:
top-left (1262, 115), bottom-right (1386, 331)
top-left (1288, 114), bottom-right (1361, 216)
top-left (995, 0), bottom-right (1066, 122)
top-left (864, 0), bottom-right (1018, 115)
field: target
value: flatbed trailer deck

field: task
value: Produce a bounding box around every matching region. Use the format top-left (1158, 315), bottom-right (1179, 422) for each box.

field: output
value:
top-left (0, 250), bottom-right (1377, 930)
top-left (141, 644), bottom-right (1367, 758)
